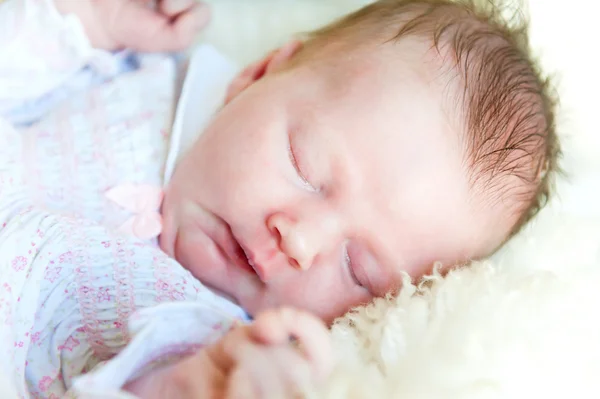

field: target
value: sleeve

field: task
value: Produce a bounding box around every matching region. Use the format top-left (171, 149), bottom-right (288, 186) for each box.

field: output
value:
top-left (0, 201), bottom-right (248, 398)
top-left (0, 0), bottom-right (116, 117)
top-left (0, 117), bottom-right (248, 398)
top-left (68, 303), bottom-right (249, 399)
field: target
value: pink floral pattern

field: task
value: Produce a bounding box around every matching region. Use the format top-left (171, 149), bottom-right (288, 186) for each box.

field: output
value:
top-left (44, 266), bottom-right (61, 283)
top-left (0, 192), bottom-right (246, 398)
top-left (96, 287), bottom-right (111, 302)
top-left (38, 376), bottom-right (52, 392)
top-left (0, 2), bottom-right (247, 397)
top-left (31, 332), bottom-right (41, 344)
top-left (11, 256), bottom-right (27, 272)
top-left (58, 337), bottom-right (80, 352)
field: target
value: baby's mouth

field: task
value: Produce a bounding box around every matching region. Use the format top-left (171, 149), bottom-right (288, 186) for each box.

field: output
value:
top-left (184, 205), bottom-right (267, 283)
top-left (232, 236), bottom-right (266, 282)
top-left (241, 246), bottom-right (257, 272)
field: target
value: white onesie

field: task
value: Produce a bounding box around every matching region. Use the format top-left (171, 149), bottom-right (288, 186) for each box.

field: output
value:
top-left (0, 0), bottom-right (247, 397)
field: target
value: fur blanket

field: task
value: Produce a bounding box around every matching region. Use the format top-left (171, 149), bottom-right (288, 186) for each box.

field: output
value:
top-left (319, 215), bottom-right (600, 397)
top-left (320, 261), bottom-right (600, 398)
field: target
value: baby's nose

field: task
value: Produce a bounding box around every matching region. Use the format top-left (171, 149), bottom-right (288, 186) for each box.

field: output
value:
top-left (267, 213), bottom-right (318, 271)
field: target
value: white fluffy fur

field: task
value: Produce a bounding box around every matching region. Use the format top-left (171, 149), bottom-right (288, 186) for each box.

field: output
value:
top-left (316, 259), bottom-right (600, 398)
top-left (309, 206), bottom-right (600, 397)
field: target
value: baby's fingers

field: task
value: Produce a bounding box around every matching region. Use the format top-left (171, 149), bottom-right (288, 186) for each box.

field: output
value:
top-left (250, 308), bottom-right (334, 380)
top-left (113, 1), bottom-right (210, 52)
top-left (158, 0), bottom-right (199, 17)
top-left (226, 344), bottom-right (313, 399)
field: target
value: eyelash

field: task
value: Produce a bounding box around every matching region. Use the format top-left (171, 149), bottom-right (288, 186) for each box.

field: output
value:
top-left (344, 246), bottom-right (362, 287)
top-left (288, 139), bottom-right (318, 192)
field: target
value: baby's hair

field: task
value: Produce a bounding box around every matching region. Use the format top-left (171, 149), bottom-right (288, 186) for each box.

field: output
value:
top-left (299, 0), bottom-right (560, 241)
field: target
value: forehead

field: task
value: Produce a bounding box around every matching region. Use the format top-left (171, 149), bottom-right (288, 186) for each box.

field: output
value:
top-left (305, 43), bottom-right (468, 202)
top-left (288, 42), bottom-right (484, 267)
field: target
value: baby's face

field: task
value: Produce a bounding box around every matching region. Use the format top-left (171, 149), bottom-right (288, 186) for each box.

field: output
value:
top-left (161, 42), bottom-right (500, 322)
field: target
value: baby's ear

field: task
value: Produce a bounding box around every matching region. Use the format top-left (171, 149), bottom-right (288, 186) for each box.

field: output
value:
top-left (225, 41), bottom-right (303, 104)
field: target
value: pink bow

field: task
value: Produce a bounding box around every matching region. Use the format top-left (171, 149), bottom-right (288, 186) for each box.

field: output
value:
top-left (105, 184), bottom-right (164, 240)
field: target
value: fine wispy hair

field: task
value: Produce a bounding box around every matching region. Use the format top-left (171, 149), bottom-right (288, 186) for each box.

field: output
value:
top-left (302, 0), bottom-right (560, 239)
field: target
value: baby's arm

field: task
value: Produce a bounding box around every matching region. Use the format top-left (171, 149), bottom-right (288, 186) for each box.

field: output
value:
top-left (0, 0), bottom-right (208, 120)
top-left (0, 0), bottom-right (98, 116)
top-left (123, 308), bottom-right (333, 399)
top-left (53, 0), bottom-right (209, 52)
top-left (0, 202), bottom-right (245, 397)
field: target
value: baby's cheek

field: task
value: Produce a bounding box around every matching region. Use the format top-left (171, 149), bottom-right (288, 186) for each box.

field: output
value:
top-left (278, 279), bottom-right (369, 323)
top-left (173, 225), bottom-right (213, 275)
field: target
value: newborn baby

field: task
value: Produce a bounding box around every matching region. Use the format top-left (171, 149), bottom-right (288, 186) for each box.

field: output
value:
top-left (160, 0), bottom-right (559, 322)
top-left (0, 0), bottom-right (558, 397)
top-left (130, 0), bottom-right (560, 394)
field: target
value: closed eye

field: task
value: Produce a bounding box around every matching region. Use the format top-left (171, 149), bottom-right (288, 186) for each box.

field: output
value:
top-left (288, 134), bottom-right (318, 192)
top-left (344, 246), bottom-right (363, 288)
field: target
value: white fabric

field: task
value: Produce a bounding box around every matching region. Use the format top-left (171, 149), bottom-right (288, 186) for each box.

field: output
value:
top-left (0, 0), bottom-right (123, 125)
top-left (0, 1), bottom-right (248, 398)
top-left (164, 45), bottom-right (238, 183)
top-left (72, 302), bottom-right (245, 398)
top-left (70, 46), bottom-right (248, 399)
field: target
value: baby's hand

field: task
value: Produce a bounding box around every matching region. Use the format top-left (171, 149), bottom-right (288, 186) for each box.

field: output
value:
top-left (216, 308), bottom-right (334, 398)
top-left (53, 0), bottom-right (210, 52)
top-left (125, 308), bottom-right (333, 398)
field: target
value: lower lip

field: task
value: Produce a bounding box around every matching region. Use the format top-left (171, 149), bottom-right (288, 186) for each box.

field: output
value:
top-left (230, 237), bottom-right (257, 275)
top-left (236, 254), bottom-right (255, 274)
